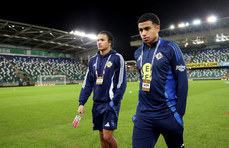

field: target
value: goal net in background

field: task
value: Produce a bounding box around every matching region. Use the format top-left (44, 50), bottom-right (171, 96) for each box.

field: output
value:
top-left (37, 75), bottom-right (66, 86)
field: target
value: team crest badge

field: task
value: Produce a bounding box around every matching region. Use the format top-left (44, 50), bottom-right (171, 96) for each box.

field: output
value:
top-left (106, 61), bottom-right (113, 68)
top-left (156, 52), bottom-right (163, 60)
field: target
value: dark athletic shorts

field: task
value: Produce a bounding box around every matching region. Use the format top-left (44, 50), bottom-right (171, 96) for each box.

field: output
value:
top-left (92, 101), bottom-right (120, 131)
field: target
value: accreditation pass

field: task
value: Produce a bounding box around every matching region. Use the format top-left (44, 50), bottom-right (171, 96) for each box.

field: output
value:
top-left (142, 79), bottom-right (151, 92)
top-left (96, 77), bottom-right (103, 85)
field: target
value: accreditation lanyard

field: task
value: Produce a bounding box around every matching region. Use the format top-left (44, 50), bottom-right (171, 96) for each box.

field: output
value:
top-left (140, 38), bottom-right (161, 78)
top-left (140, 39), bottom-right (161, 92)
top-left (95, 54), bottom-right (112, 85)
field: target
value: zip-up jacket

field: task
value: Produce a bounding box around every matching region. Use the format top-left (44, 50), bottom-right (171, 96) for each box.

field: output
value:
top-left (79, 50), bottom-right (127, 106)
top-left (134, 38), bottom-right (188, 119)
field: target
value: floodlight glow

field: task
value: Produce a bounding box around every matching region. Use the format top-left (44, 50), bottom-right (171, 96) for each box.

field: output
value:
top-left (170, 25), bottom-right (175, 29)
top-left (74, 31), bottom-right (86, 37)
top-left (70, 30), bottom-right (97, 40)
top-left (178, 22), bottom-right (189, 28)
top-left (207, 15), bottom-right (217, 23)
top-left (193, 19), bottom-right (201, 25)
top-left (178, 23), bottom-right (185, 28)
top-left (86, 34), bottom-right (97, 40)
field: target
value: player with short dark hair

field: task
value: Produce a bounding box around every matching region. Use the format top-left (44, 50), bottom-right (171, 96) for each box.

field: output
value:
top-left (137, 12), bottom-right (160, 25)
top-left (132, 13), bottom-right (188, 148)
top-left (78, 31), bottom-right (127, 148)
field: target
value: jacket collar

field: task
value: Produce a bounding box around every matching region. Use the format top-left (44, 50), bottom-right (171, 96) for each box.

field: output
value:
top-left (97, 49), bottom-right (116, 58)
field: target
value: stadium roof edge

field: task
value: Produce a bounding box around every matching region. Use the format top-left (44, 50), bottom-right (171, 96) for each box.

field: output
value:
top-left (0, 19), bottom-right (68, 34)
top-left (0, 19), bottom-right (98, 58)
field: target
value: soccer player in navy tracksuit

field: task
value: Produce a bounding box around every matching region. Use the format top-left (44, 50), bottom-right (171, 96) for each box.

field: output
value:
top-left (78, 31), bottom-right (127, 148)
top-left (132, 13), bottom-right (188, 148)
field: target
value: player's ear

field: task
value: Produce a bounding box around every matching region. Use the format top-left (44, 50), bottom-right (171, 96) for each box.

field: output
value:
top-left (156, 25), bottom-right (160, 32)
top-left (108, 40), bottom-right (112, 46)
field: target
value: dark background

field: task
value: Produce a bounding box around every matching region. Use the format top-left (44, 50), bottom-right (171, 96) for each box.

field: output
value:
top-left (1, 1), bottom-right (229, 60)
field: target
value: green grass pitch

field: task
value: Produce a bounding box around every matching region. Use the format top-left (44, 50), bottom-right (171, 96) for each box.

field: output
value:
top-left (0, 80), bottom-right (229, 148)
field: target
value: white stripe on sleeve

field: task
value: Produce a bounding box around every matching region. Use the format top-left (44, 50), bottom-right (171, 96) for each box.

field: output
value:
top-left (116, 53), bottom-right (125, 88)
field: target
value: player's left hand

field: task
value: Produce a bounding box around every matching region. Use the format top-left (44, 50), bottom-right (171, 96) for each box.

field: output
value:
top-left (78, 105), bottom-right (85, 116)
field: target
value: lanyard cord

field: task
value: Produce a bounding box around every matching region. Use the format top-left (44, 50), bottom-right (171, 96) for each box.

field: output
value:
top-left (140, 39), bottom-right (161, 78)
top-left (95, 54), bottom-right (112, 78)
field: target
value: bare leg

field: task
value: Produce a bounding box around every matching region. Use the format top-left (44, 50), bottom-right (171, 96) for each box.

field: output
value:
top-left (99, 131), bottom-right (110, 148)
top-left (102, 129), bottom-right (118, 148)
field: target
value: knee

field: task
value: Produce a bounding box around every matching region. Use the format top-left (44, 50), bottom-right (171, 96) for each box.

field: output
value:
top-left (103, 134), bottom-right (112, 142)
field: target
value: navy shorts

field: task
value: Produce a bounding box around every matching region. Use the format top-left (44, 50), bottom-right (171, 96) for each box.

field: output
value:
top-left (132, 114), bottom-right (184, 148)
top-left (92, 101), bottom-right (120, 131)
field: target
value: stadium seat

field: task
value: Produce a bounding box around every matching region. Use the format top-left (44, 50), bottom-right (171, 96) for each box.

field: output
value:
top-left (0, 56), bottom-right (19, 83)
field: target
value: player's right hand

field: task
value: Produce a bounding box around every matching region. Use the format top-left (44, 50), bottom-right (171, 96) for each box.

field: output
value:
top-left (78, 105), bottom-right (85, 116)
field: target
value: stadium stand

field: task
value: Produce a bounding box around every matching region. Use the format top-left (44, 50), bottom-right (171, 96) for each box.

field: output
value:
top-left (42, 57), bottom-right (87, 81)
top-left (0, 54), bottom-right (89, 86)
top-left (125, 61), bottom-right (140, 82)
top-left (1, 47), bottom-right (228, 86)
top-left (188, 68), bottom-right (228, 79)
top-left (183, 50), bottom-right (196, 63)
top-left (192, 48), bottom-right (228, 63)
top-left (127, 71), bottom-right (139, 82)
top-left (0, 56), bottom-right (19, 83)
top-left (6, 55), bottom-right (56, 81)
